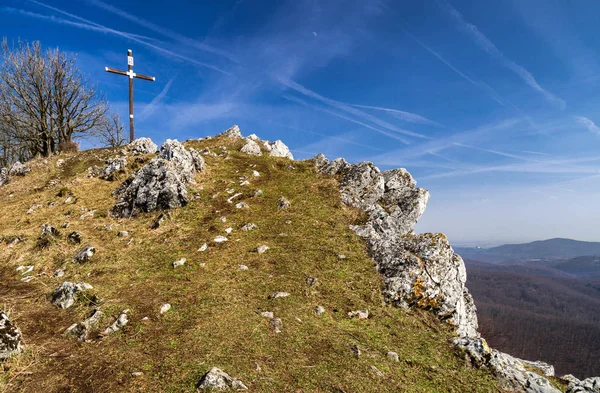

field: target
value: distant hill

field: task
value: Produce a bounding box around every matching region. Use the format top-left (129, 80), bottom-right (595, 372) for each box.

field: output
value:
top-left (457, 238), bottom-right (600, 263)
top-left (552, 256), bottom-right (600, 278)
top-left (465, 259), bottom-right (600, 377)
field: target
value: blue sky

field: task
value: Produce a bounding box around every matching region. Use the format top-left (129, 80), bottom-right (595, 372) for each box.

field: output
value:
top-left (2, 0), bottom-right (600, 245)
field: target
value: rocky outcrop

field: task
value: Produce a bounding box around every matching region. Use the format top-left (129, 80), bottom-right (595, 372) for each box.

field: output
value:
top-left (128, 137), bottom-right (158, 155)
top-left (101, 156), bottom-right (127, 180)
top-left (217, 125), bottom-right (242, 138)
top-left (567, 377), bottom-right (600, 393)
top-left (111, 140), bottom-right (205, 218)
top-left (454, 337), bottom-right (561, 393)
top-left (0, 311), bottom-right (22, 360)
top-left (374, 233), bottom-right (478, 337)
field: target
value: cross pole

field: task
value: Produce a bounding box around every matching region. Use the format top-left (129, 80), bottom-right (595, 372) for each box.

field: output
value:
top-left (105, 49), bottom-right (156, 143)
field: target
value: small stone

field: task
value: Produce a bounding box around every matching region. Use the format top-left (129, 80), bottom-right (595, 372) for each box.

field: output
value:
top-left (64, 197), bottom-right (73, 204)
top-left (227, 193), bottom-right (243, 203)
top-left (67, 231), bottom-right (82, 244)
top-left (254, 245), bottom-right (269, 254)
top-left (306, 277), bottom-right (318, 287)
top-left (219, 216), bottom-right (227, 223)
top-left (150, 213), bottom-right (169, 229)
top-left (277, 197), bottom-right (291, 210)
top-left (73, 245), bottom-right (96, 264)
top-left (102, 309), bottom-right (129, 335)
top-left (270, 291), bottom-right (290, 299)
top-left (79, 210), bottom-right (94, 220)
top-left (214, 236), bottom-right (228, 243)
top-left (51, 268), bottom-right (65, 278)
top-left (348, 309), bottom-right (369, 320)
top-left (131, 372), bottom-right (144, 378)
top-left (269, 317), bottom-right (283, 333)
top-left (285, 220), bottom-right (292, 224)
top-left (62, 222), bottom-right (70, 229)
top-left (26, 204), bottom-right (41, 214)
top-left (241, 223), bottom-right (257, 231)
top-left (226, 188), bottom-right (235, 194)
top-left (370, 365), bottom-right (385, 377)
top-left (232, 379), bottom-right (248, 390)
top-left (240, 180), bottom-right (250, 186)
top-left (337, 254), bottom-right (347, 260)
top-left (173, 258), bottom-right (186, 268)
top-left (238, 265), bottom-right (249, 271)
top-left (260, 311), bottom-right (274, 319)
top-left (253, 189), bottom-right (263, 197)
top-left (350, 344), bottom-right (361, 357)
top-left (197, 367), bottom-right (240, 390)
top-left (386, 351), bottom-right (399, 362)
top-left (16, 265), bottom-right (34, 275)
top-left (117, 231), bottom-right (129, 238)
top-left (252, 170), bottom-right (260, 177)
top-left (198, 243), bottom-right (208, 252)
top-left (65, 309), bottom-right (103, 342)
top-left (20, 276), bottom-right (34, 283)
top-left (236, 202), bottom-right (249, 209)
top-left (41, 223), bottom-right (60, 237)
top-left (160, 304), bottom-right (171, 314)
top-left (225, 227), bottom-right (233, 234)
top-left (314, 306), bottom-right (325, 316)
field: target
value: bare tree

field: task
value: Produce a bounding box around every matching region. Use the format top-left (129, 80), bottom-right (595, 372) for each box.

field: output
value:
top-left (96, 112), bottom-right (126, 148)
top-left (0, 38), bottom-right (107, 159)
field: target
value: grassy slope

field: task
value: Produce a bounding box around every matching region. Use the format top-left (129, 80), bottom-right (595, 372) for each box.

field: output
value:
top-left (0, 136), bottom-right (502, 392)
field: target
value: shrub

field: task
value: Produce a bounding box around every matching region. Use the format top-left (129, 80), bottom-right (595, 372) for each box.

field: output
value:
top-left (58, 141), bottom-right (80, 153)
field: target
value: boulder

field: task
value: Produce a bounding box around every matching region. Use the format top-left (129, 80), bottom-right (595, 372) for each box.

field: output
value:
top-left (128, 137), bottom-right (158, 155)
top-left (73, 245), bottom-right (96, 264)
top-left (111, 140), bottom-right (204, 218)
top-left (50, 282), bottom-right (93, 309)
top-left (373, 233), bottom-right (478, 338)
top-left (0, 168), bottom-right (8, 187)
top-left (454, 337), bottom-right (561, 393)
top-left (65, 309), bottom-right (103, 342)
top-left (197, 367), bottom-right (247, 390)
top-left (217, 125), bottom-right (242, 138)
top-left (266, 140), bottom-right (293, 159)
top-left (9, 162), bottom-right (30, 176)
top-left (240, 139), bottom-right (262, 156)
top-left (0, 311), bottom-right (23, 360)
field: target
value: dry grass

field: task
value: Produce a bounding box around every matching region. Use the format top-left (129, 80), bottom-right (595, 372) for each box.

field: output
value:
top-left (0, 136), bottom-right (503, 392)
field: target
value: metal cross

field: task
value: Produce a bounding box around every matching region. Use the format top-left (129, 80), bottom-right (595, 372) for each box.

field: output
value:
top-left (105, 49), bottom-right (156, 143)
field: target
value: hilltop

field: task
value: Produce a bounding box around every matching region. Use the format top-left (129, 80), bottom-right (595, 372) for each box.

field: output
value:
top-left (0, 126), bottom-right (597, 392)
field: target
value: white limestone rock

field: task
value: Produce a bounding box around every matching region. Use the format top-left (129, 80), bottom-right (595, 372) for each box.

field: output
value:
top-left (454, 337), bottom-right (561, 393)
top-left (111, 140), bottom-right (204, 218)
top-left (73, 245), bottom-right (96, 264)
top-left (567, 377), bottom-right (600, 393)
top-left (348, 309), bottom-right (369, 320)
top-left (65, 309), bottom-right (103, 342)
top-left (128, 137), bottom-right (158, 155)
top-left (0, 168), bottom-right (9, 187)
top-left (9, 162), bottom-right (30, 177)
top-left (50, 282), bottom-right (93, 309)
top-left (266, 140), bottom-right (293, 159)
top-left (0, 311), bottom-right (23, 360)
top-left (103, 309), bottom-right (129, 335)
top-left (240, 139), bottom-right (262, 156)
top-left (217, 125), bottom-right (242, 138)
top-left (197, 367), bottom-right (247, 390)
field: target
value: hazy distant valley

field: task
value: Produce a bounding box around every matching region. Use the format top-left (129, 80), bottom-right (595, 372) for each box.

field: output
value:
top-left (461, 239), bottom-right (600, 377)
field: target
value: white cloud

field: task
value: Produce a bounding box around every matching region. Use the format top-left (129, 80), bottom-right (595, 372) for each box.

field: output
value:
top-left (574, 116), bottom-right (600, 135)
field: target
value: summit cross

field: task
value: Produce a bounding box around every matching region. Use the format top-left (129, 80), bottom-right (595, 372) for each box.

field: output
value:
top-left (105, 49), bottom-right (156, 143)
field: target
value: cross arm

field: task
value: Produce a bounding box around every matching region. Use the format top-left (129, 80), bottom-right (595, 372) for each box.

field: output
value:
top-left (134, 73), bottom-right (156, 82)
top-left (105, 67), bottom-right (128, 76)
